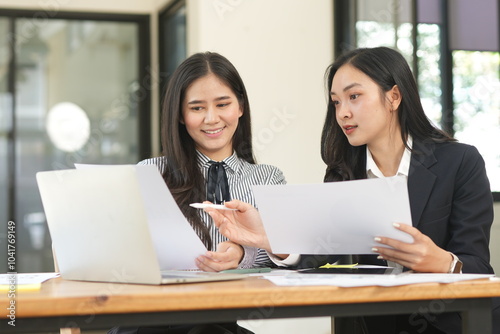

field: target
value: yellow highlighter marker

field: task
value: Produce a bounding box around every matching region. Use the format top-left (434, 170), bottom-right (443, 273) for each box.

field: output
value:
top-left (0, 283), bottom-right (42, 293)
top-left (319, 263), bottom-right (358, 269)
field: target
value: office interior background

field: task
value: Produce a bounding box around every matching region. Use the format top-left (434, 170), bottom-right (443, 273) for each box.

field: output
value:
top-left (0, 0), bottom-right (499, 333)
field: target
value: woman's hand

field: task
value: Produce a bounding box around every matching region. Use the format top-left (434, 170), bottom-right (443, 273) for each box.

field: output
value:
top-left (204, 200), bottom-right (272, 252)
top-left (372, 223), bottom-right (453, 273)
top-left (195, 241), bottom-right (244, 272)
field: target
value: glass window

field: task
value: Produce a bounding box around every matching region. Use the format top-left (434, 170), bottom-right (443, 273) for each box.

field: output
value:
top-left (453, 51), bottom-right (500, 192)
top-left (159, 2), bottom-right (187, 91)
top-left (356, 0), bottom-right (443, 125)
top-left (355, 1), bottom-right (445, 125)
top-left (356, 0), bottom-right (414, 65)
top-left (416, 23), bottom-right (442, 127)
top-left (1, 15), bottom-right (145, 272)
top-left (0, 17), bottom-right (11, 272)
top-left (352, 0), bottom-right (499, 197)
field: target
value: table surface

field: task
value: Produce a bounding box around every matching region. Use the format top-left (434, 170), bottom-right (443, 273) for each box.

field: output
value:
top-left (5, 275), bottom-right (500, 318)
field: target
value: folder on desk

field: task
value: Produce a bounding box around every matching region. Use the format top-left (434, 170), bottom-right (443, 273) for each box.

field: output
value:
top-left (252, 176), bottom-right (413, 254)
top-left (36, 165), bottom-right (243, 285)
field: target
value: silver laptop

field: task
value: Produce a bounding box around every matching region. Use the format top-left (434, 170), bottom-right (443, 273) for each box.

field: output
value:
top-left (36, 165), bottom-right (243, 285)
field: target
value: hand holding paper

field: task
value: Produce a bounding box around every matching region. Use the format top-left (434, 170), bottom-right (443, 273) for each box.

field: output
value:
top-left (195, 241), bottom-right (244, 272)
top-left (205, 200), bottom-right (272, 252)
top-left (373, 222), bottom-right (453, 273)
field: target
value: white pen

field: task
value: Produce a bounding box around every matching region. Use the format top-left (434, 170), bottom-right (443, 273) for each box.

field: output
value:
top-left (189, 203), bottom-right (237, 211)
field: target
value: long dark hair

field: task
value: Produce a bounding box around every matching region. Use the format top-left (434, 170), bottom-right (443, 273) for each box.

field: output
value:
top-left (161, 52), bottom-right (255, 249)
top-left (321, 47), bottom-right (454, 182)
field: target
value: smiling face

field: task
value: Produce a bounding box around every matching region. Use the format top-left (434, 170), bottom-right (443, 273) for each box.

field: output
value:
top-left (330, 64), bottom-right (401, 149)
top-left (182, 73), bottom-right (243, 161)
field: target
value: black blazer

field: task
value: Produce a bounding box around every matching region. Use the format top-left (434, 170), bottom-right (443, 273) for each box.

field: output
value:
top-left (405, 139), bottom-right (493, 273)
top-left (302, 139), bottom-right (495, 333)
top-left (352, 139), bottom-right (494, 273)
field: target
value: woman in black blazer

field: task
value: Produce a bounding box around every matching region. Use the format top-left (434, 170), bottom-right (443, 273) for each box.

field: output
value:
top-left (208, 47), bottom-right (497, 334)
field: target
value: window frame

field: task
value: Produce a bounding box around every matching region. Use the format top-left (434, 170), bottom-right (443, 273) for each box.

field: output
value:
top-left (1, 8), bottom-right (152, 158)
top-left (158, 0), bottom-right (187, 149)
top-left (1, 8), bottom-right (152, 236)
top-left (333, 0), bottom-right (500, 202)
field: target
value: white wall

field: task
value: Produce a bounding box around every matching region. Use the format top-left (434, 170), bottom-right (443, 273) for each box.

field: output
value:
top-left (184, 2), bottom-right (333, 331)
top-left (186, 0), bottom-right (333, 184)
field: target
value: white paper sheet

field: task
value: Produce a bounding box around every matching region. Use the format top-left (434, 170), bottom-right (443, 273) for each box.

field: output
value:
top-left (252, 176), bottom-right (413, 254)
top-left (0, 273), bottom-right (59, 292)
top-left (264, 273), bottom-right (495, 287)
top-left (0, 272), bottom-right (59, 285)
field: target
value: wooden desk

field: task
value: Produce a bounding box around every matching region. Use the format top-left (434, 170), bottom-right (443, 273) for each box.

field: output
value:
top-left (1, 276), bottom-right (499, 333)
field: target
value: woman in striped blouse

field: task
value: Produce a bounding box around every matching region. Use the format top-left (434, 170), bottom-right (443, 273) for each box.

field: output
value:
top-left (140, 51), bottom-right (285, 271)
top-left (109, 53), bottom-right (285, 334)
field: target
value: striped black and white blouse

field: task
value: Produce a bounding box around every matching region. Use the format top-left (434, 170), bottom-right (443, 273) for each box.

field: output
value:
top-left (138, 151), bottom-right (286, 268)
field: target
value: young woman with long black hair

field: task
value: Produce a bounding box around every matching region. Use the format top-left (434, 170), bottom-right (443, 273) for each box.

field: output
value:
top-left (207, 47), bottom-right (497, 333)
top-left (110, 51), bottom-right (285, 334)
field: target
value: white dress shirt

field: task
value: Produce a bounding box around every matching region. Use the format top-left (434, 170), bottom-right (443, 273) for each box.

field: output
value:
top-left (270, 137), bottom-right (413, 268)
top-left (366, 138), bottom-right (412, 270)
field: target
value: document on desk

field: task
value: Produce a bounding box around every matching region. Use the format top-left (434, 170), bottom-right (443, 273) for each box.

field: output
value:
top-left (252, 176), bottom-right (413, 254)
top-left (0, 273), bottom-right (59, 292)
top-left (264, 273), bottom-right (496, 287)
